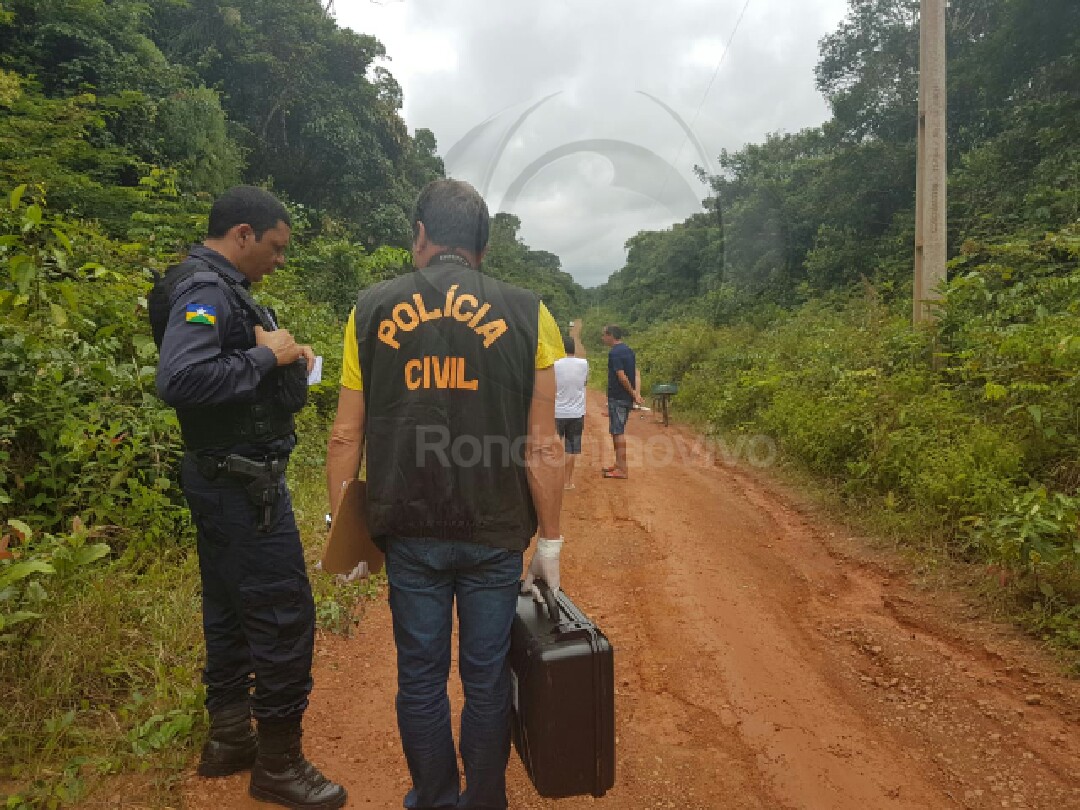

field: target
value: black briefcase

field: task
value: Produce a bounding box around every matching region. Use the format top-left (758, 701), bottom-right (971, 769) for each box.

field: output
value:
top-left (509, 580), bottom-right (615, 798)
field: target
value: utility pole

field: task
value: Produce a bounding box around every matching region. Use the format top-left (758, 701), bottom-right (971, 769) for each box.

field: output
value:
top-left (913, 0), bottom-right (947, 324)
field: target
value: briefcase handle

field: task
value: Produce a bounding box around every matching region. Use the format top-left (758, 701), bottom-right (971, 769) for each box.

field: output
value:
top-left (534, 578), bottom-right (561, 625)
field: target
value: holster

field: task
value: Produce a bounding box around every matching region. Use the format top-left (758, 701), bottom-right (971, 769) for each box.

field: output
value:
top-left (195, 454), bottom-right (289, 532)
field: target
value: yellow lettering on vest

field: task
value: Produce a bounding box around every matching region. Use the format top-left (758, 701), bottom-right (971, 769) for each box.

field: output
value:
top-left (451, 293), bottom-right (477, 322)
top-left (393, 302), bottom-right (420, 332)
top-left (405, 359), bottom-right (422, 390)
top-left (405, 356), bottom-right (480, 390)
top-left (378, 320), bottom-right (400, 349)
top-left (476, 319), bottom-right (508, 349)
top-left (413, 293), bottom-right (442, 322)
top-left (467, 302), bottom-right (490, 329)
top-left (456, 357), bottom-right (479, 390)
top-left (376, 292), bottom-right (507, 352)
top-left (432, 355), bottom-right (453, 388)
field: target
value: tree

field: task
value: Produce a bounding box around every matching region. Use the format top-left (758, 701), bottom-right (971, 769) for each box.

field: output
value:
top-left (150, 0), bottom-right (443, 245)
top-left (0, 0), bottom-right (244, 214)
top-left (154, 87), bottom-right (243, 195)
top-left (815, 0), bottom-right (920, 144)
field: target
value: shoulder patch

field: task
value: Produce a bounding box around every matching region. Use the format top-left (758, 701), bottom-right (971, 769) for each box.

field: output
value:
top-left (185, 303), bottom-right (217, 326)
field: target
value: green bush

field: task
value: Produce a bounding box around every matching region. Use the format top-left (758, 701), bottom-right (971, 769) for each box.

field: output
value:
top-left (628, 232), bottom-right (1080, 621)
top-left (871, 389), bottom-right (1023, 523)
top-left (0, 187), bottom-right (188, 550)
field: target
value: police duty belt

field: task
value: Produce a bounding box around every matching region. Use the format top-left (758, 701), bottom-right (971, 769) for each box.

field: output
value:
top-left (196, 453), bottom-right (289, 532)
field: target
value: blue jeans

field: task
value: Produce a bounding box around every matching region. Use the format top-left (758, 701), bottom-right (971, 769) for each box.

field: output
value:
top-left (387, 538), bottom-right (523, 810)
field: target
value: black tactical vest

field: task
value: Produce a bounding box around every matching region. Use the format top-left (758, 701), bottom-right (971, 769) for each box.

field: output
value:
top-left (148, 255), bottom-right (308, 453)
top-left (355, 257), bottom-right (540, 551)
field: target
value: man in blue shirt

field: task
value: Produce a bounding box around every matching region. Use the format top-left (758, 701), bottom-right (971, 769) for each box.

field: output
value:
top-left (601, 325), bottom-right (642, 479)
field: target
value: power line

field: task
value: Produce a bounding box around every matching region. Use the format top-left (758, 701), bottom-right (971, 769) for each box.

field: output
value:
top-left (688, 0), bottom-right (754, 139)
top-left (638, 0), bottom-right (753, 236)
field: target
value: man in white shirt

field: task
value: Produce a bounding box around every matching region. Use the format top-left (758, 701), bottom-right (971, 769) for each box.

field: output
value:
top-left (554, 320), bottom-right (589, 490)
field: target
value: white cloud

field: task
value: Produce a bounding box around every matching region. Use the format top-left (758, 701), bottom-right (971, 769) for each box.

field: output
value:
top-left (683, 37), bottom-right (727, 70)
top-left (335, 0), bottom-right (850, 287)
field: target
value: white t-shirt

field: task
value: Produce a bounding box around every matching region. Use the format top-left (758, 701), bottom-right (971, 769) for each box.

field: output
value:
top-left (554, 357), bottom-right (589, 419)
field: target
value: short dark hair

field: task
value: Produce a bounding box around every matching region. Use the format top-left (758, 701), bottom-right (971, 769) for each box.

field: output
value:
top-left (411, 179), bottom-right (490, 255)
top-left (604, 324), bottom-right (623, 340)
top-left (562, 335), bottom-right (576, 355)
top-left (207, 186), bottom-right (291, 239)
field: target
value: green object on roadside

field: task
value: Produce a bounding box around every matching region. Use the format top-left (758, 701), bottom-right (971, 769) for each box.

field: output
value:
top-left (651, 383), bottom-right (678, 395)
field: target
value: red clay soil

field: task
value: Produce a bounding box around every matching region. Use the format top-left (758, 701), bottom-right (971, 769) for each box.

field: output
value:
top-left (182, 392), bottom-right (1080, 810)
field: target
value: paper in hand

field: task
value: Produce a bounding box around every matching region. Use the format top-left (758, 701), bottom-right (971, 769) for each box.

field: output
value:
top-left (307, 355), bottom-right (323, 386)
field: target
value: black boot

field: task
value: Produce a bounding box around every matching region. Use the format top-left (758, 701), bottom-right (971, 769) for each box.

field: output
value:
top-left (249, 720), bottom-right (347, 810)
top-left (197, 701), bottom-right (258, 777)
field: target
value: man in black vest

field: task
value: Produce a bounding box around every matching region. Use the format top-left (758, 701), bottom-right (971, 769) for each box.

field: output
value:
top-left (326, 179), bottom-right (566, 810)
top-left (150, 186), bottom-right (346, 809)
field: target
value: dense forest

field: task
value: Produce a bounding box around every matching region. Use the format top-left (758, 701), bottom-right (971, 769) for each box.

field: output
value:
top-left (1, 0), bottom-right (1077, 805)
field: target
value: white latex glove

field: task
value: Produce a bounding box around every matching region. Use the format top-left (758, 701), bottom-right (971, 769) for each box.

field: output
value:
top-left (521, 536), bottom-right (563, 601)
top-left (313, 558), bottom-right (369, 584)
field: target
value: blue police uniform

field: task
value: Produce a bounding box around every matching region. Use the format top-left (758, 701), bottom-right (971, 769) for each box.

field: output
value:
top-left (153, 245), bottom-right (314, 724)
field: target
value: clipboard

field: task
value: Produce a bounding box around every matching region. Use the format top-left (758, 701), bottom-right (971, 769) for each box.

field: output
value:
top-left (322, 478), bottom-right (385, 576)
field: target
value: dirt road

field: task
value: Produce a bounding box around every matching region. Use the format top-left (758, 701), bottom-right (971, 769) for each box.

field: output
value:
top-left (184, 393), bottom-right (1080, 809)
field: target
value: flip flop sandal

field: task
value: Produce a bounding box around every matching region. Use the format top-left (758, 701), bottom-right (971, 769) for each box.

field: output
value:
top-left (602, 469), bottom-right (628, 479)
top-left (601, 465), bottom-right (617, 473)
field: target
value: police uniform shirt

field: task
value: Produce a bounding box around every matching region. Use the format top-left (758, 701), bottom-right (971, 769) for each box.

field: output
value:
top-left (155, 245), bottom-right (296, 456)
top-left (156, 246), bottom-right (279, 408)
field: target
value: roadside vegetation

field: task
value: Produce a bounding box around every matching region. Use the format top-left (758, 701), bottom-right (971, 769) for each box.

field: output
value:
top-left (594, 0), bottom-right (1079, 669)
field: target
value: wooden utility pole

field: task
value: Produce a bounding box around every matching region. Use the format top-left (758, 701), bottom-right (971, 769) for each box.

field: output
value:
top-left (913, 0), bottom-right (947, 323)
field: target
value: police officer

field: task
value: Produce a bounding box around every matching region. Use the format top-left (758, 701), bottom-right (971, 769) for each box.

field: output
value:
top-left (325, 179), bottom-right (567, 810)
top-left (150, 186), bottom-right (346, 810)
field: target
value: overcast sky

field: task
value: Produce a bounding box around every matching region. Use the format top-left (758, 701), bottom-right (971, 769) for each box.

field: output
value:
top-left (336, 0), bottom-right (851, 288)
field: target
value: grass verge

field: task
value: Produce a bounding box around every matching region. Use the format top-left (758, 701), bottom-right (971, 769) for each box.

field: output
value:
top-left (1, 449), bottom-right (381, 809)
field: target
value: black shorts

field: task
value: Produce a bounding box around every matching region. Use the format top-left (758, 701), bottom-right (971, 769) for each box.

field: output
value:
top-left (556, 417), bottom-right (584, 454)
